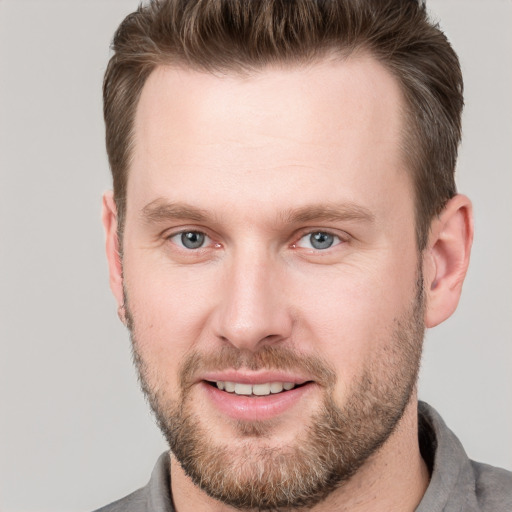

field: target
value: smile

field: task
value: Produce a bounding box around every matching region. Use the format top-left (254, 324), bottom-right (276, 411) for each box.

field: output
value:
top-left (202, 378), bottom-right (315, 421)
top-left (213, 381), bottom-right (300, 396)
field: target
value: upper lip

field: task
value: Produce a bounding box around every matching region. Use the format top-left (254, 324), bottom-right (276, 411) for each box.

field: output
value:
top-left (199, 371), bottom-right (311, 386)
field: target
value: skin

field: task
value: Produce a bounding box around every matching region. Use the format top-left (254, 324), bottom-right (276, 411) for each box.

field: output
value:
top-left (103, 55), bottom-right (473, 511)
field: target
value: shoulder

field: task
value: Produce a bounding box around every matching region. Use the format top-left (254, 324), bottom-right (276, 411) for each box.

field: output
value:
top-left (416, 402), bottom-right (512, 512)
top-left (91, 452), bottom-right (173, 512)
top-left (92, 487), bottom-right (148, 512)
top-left (471, 460), bottom-right (512, 511)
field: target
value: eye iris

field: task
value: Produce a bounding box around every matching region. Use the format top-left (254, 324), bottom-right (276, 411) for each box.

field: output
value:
top-left (310, 232), bottom-right (334, 250)
top-left (181, 232), bottom-right (205, 249)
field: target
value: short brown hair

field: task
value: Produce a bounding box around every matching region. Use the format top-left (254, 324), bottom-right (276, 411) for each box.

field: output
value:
top-left (103, 0), bottom-right (463, 250)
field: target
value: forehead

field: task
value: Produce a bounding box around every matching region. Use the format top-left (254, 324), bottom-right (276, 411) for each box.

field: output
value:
top-left (128, 55), bottom-right (411, 222)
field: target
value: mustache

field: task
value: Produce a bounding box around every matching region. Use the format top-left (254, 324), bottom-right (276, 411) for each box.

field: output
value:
top-left (179, 345), bottom-right (337, 390)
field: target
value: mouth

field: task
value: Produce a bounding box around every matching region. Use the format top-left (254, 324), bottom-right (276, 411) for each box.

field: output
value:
top-left (206, 380), bottom-right (309, 396)
top-left (200, 376), bottom-right (316, 422)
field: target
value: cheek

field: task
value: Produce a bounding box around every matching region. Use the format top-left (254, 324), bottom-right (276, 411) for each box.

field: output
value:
top-left (123, 258), bottom-right (219, 385)
top-left (291, 255), bottom-right (418, 389)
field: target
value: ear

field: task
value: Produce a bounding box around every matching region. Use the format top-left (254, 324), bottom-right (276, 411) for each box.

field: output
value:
top-left (102, 191), bottom-right (125, 312)
top-left (423, 194), bottom-right (473, 328)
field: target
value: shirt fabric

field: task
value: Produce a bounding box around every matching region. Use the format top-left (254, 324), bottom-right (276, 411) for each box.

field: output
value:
top-left (94, 402), bottom-right (512, 511)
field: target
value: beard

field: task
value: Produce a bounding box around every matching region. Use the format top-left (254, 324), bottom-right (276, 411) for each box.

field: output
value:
top-left (125, 275), bottom-right (425, 511)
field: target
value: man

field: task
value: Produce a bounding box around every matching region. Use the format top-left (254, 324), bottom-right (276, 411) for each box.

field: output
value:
top-left (98, 0), bottom-right (511, 511)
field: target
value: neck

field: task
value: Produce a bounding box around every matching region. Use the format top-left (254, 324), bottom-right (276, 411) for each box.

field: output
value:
top-left (169, 395), bottom-right (429, 512)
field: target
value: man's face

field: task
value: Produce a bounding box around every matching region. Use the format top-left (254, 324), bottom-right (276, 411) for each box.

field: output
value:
top-left (120, 56), bottom-right (424, 509)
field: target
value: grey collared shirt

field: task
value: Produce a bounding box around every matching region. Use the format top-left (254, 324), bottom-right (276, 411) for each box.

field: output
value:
top-left (94, 402), bottom-right (512, 511)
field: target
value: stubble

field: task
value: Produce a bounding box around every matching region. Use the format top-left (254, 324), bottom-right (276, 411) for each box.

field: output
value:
top-left (126, 275), bottom-right (425, 510)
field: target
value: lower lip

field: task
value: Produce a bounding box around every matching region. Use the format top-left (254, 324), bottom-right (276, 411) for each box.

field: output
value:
top-left (201, 381), bottom-right (315, 422)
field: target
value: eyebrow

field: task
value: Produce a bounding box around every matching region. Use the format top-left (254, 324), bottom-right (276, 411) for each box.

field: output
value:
top-left (281, 203), bottom-right (375, 225)
top-left (141, 198), bottom-right (375, 226)
top-left (141, 199), bottom-right (210, 223)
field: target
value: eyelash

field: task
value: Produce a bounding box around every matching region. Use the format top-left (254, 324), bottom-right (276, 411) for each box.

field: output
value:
top-left (292, 230), bottom-right (345, 251)
top-left (166, 228), bottom-right (347, 252)
top-left (167, 230), bottom-right (218, 250)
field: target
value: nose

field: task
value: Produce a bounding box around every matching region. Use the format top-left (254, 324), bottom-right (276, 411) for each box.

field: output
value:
top-left (212, 247), bottom-right (293, 351)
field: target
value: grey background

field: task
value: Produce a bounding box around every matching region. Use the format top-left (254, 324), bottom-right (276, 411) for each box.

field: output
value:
top-left (0, 1), bottom-right (510, 511)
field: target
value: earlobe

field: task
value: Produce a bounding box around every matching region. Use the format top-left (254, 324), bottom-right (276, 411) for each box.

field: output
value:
top-left (424, 194), bottom-right (473, 328)
top-left (102, 191), bottom-right (125, 312)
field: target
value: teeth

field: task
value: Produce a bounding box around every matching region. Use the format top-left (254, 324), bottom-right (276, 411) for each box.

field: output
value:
top-left (215, 381), bottom-right (297, 396)
top-left (252, 383), bottom-right (271, 396)
top-left (270, 382), bottom-right (284, 393)
top-left (234, 383), bottom-right (252, 395)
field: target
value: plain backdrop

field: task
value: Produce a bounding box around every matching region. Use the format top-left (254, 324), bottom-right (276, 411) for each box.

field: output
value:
top-left (0, 1), bottom-right (511, 511)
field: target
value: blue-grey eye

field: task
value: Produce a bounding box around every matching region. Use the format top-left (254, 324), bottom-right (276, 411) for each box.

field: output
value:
top-left (296, 231), bottom-right (340, 250)
top-left (310, 232), bottom-right (334, 249)
top-left (180, 231), bottom-right (206, 249)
